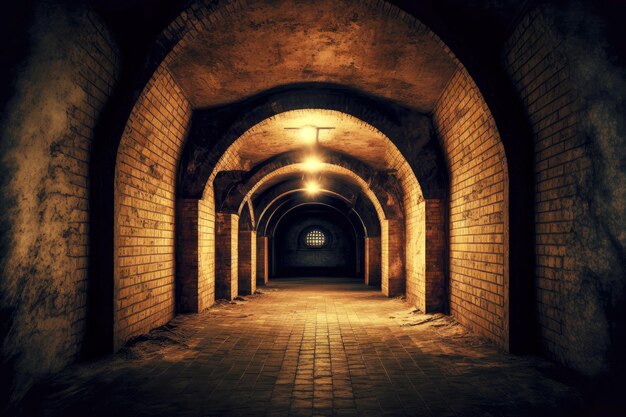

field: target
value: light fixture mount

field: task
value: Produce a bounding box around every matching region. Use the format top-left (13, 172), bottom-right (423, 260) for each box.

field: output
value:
top-left (284, 125), bottom-right (335, 145)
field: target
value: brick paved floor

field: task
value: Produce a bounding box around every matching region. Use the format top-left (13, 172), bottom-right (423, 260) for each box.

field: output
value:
top-left (26, 278), bottom-right (586, 417)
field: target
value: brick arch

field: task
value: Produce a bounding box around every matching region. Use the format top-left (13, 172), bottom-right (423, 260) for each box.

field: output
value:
top-left (208, 159), bottom-right (404, 298)
top-left (230, 162), bottom-right (391, 229)
top-left (99, 0), bottom-right (523, 354)
top-left (216, 149), bottom-right (403, 221)
top-left (253, 180), bottom-right (381, 238)
top-left (260, 195), bottom-right (373, 239)
top-left (179, 93), bottom-right (440, 201)
top-left (252, 188), bottom-right (380, 287)
top-left (238, 200), bottom-right (255, 232)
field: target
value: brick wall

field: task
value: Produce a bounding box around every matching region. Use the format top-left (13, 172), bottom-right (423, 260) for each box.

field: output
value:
top-left (177, 200), bottom-right (200, 312)
top-left (256, 235), bottom-right (269, 286)
top-left (215, 212), bottom-right (239, 300)
top-left (433, 67), bottom-right (509, 346)
top-left (364, 237), bottom-right (381, 286)
top-left (0, 5), bottom-right (119, 404)
top-left (381, 219), bottom-right (404, 296)
top-left (114, 66), bottom-right (191, 348)
top-left (198, 198), bottom-right (215, 311)
top-left (504, 5), bottom-right (625, 375)
top-left (177, 197), bottom-right (215, 313)
top-left (425, 199), bottom-right (446, 312)
top-left (505, 8), bottom-right (577, 363)
top-left (238, 230), bottom-right (256, 295)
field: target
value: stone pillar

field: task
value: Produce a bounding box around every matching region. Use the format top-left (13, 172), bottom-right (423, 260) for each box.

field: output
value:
top-left (216, 212), bottom-right (238, 300)
top-left (256, 235), bottom-right (269, 286)
top-left (381, 219), bottom-right (405, 297)
top-left (364, 236), bottom-right (381, 287)
top-left (238, 230), bottom-right (257, 295)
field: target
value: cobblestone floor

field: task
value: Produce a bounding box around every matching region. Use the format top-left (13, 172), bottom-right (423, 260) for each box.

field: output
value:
top-left (27, 278), bottom-right (587, 417)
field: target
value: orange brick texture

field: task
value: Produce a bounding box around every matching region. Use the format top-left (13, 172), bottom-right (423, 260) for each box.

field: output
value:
top-left (197, 199), bottom-right (215, 310)
top-left (381, 219), bottom-right (404, 297)
top-left (256, 236), bottom-right (269, 286)
top-left (433, 67), bottom-right (509, 346)
top-left (177, 199), bottom-right (215, 313)
top-left (59, 14), bottom-right (118, 359)
top-left (425, 199), bottom-right (446, 312)
top-left (177, 200), bottom-right (200, 312)
top-left (505, 9), bottom-right (590, 363)
top-left (238, 230), bottom-right (257, 295)
top-left (364, 237), bottom-right (382, 287)
top-left (114, 67), bottom-right (191, 348)
top-left (215, 213), bottom-right (239, 300)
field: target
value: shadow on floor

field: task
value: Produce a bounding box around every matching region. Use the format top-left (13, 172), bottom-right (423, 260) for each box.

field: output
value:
top-left (15, 278), bottom-right (621, 417)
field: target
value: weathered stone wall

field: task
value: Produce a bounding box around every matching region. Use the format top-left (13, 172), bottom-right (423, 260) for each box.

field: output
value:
top-left (433, 67), bottom-right (509, 346)
top-left (114, 66), bottom-right (191, 349)
top-left (0, 3), bottom-right (119, 406)
top-left (505, 2), bottom-right (626, 376)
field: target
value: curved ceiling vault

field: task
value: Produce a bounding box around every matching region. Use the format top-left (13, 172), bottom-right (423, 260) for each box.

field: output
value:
top-left (167, 0), bottom-right (458, 111)
top-left (234, 163), bottom-right (397, 222)
top-left (257, 192), bottom-right (380, 239)
top-left (252, 177), bottom-right (380, 231)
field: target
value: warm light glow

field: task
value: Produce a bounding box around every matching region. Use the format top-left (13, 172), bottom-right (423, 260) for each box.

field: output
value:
top-left (302, 155), bottom-right (323, 172)
top-left (305, 180), bottom-right (321, 194)
top-left (298, 125), bottom-right (318, 144)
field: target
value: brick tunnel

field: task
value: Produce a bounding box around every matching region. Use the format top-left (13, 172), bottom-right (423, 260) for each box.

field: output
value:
top-left (1, 1), bottom-right (626, 416)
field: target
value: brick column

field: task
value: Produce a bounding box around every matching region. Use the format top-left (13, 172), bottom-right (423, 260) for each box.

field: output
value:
top-left (364, 236), bottom-right (381, 287)
top-left (256, 235), bottom-right (269, 286)
top-left (425, 199), bottom-right (446, 312)
top-left (177, 199), bottom-right (200, 312)
top-left (238, 230), bottom-right (257, 295)
top-left (216, 212), bottom-right (238, 300)
top-left (381, 219), bottom-right (404, 297)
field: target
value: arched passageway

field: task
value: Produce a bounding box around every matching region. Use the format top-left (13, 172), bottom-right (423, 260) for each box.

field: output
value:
top-left (271, 204), bottom-right (360, 278)
top-left (105, 0), bottom-right (516, 355)
top-left (5, 0), bottom-right (626, 414)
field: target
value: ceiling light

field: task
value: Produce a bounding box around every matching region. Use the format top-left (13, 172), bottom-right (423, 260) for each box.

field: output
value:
top-left (298, 125), bottom-right (318, 144)
top-left (302, 155), bottom-right (323, 172)
top-left (305, 180), bottom-right (321, 195)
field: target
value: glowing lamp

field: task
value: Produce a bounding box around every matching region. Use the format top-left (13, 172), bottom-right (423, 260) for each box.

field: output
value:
top-left (299, 125), bottom-right (318, 144)
top-left (302, 155), bottom-right (323, 172)
top-left (305, 180), bottom-right (321, 195)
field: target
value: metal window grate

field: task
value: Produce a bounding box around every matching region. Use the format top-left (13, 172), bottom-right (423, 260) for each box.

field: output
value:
top-left (305, 229), bottom-right (326, 248)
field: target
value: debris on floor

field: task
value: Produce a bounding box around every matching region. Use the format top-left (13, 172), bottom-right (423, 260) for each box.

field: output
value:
top-left (401, 314), bottom-right (442, 326)
top-left (120, 323), bottom-right (191, 360)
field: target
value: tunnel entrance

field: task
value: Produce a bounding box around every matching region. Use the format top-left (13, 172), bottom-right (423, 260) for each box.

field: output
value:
top-left (105, 0), bottom-right (518, 356)
top-left (271, 205), bottom-right (359, 279)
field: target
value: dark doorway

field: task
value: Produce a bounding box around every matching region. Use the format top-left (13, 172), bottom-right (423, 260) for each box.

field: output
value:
top-left (272, 205), bottom-right (358, 278)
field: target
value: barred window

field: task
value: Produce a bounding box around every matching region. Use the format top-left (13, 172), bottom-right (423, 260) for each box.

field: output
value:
top-left (305, 229), bottom-right (326, 248)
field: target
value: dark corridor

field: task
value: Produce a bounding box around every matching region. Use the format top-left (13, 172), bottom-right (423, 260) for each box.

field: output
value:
top-left (272, 205), bottom-right (360, 278)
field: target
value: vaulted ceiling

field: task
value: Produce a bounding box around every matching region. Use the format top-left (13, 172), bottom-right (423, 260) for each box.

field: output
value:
top-left (167, 0), bottom-right (458, 111)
